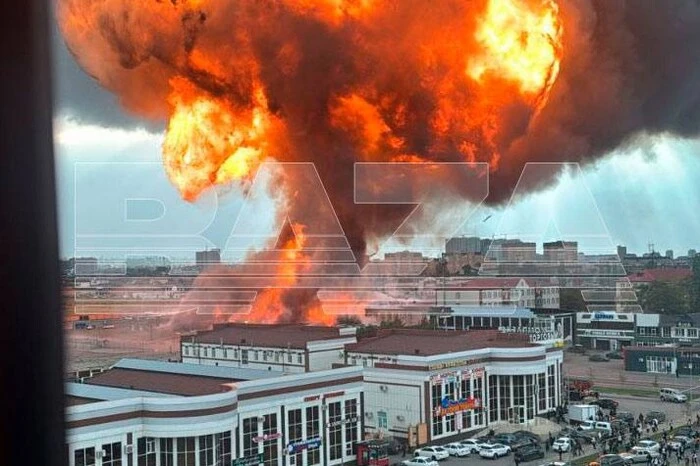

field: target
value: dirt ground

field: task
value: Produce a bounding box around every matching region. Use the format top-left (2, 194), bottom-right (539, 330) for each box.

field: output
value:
top-left (64, 317), bottom-right (180, 373)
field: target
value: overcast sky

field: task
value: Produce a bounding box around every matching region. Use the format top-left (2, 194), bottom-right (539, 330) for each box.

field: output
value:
top-left (51, 20), bottom-right (700, 261)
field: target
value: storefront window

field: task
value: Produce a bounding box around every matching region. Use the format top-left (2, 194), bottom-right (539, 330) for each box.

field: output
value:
top-left (288, 409), bottom-right (303, 466)
top-left (474, 376), bottom-right (484, 427)
top-left (101, 442), bottom-right (122, 466)
top-left (263, 413), bottom-right (278, 466)
top-left (306, 406), bottom-right (320, 466)
top-left (345, 399), bottom-right (358, 456)
top-left (215, 432), bottom-right (231, 466)
top-left (137, 438), bottom-right (156, 466)
top-left (488, 375), bottom-right (498, 423)
top-left (243, 417), bottom-right (257, 457)
top-left (74, 447), bottom-right (96, 466)
top-left (198, 435), bottom-right (214, 466)
top-left (159, 438), bottom-right (174, 466)
top-left (547, 365), bottom-right (555, 409)
top-left (538, 372), bottom-right (546, 411)
top-left (431, 383), bottom-right (443, 436)
top-left (176, 437), bottom-right (195, 466)
top-left (329, 401), bottom-right (343, 461)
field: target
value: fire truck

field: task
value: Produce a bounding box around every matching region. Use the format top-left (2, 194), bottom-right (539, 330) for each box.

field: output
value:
top-left (566, 377), bottom-right (599, 401)
top-left (356, 440), bottom-right (390, 466)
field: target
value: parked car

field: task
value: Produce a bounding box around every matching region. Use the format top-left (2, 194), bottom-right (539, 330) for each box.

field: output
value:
top-left (620, 450), bottom-right (660, 464)
top-left (632, 440), bottom-right (661, 454)
top-left (459, 439), bottom-right (485, 453)
top-left (614, 412), bottom-right (636, 427)
top-left (402, 457), bottom-right (439, 466)
top-left (675, 426), bottom-right (697, 438)
top-left (569, 344), bottom-right (586, 353)
top-left (589, 354), bottom-right (610, 362)
top-left (646, 412), bottom-right (667, 423)
top-left (479, 443), bottom-right (511, 459)
top-left (493, 433), bottom-right (519, 446)
top-left (660, 388), bottom-right (687, 403)
top-left (552, 438), bottom-right (572, 453)
top-left (538, 463), bottom-right (570, 466)
top-left (600, 454), bottom-right (630, 466)
top-left (514, 444), bottom-right (545, 462)
top-left (513, 431), bottom-right (542, 444)
top-left (668, 437), bottom-right (690, 451)
top-left (591, 399), bottom-right (619, 410)
top-left (606, 351), bottom-right (624, 360)
top-left (442, 443), bottom-right (470, 457)
top-left (578, 420), bottom-right (596, 431)
top-left (414, 446), bottom-right (450, 461)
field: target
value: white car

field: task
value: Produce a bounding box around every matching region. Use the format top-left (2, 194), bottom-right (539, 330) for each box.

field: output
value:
top-left (402, 457), bottom-right (439, 466)
top-left (414, 446), bottom-right (450, 461)
top-left (578, 420), bottom-right (596, 431)
top-left (669, 436), bottom-right (691, 451)
top-left (634, 441), bottom-right (661, 453)
top-left (479, 443), bottom-right (511, 459)
top-left (620, 450), bottom-right (660, 464)
top-left (443, 443), bottom-right (470, 457)
top-left (459, 439), bottom-right (484, 453)
top-left (552, 438), bottom-right (572, 453)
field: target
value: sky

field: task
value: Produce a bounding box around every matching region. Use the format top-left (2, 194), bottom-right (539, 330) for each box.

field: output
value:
top-left (51, 16), bottom-right (700, 261)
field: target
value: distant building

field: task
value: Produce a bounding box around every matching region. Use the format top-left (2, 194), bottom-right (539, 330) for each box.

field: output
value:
top-left (616, 245), bottom-right (627, 259)
top-left (486, 239), bottom-right (537, 262)
top-left (665, 249), bottom-right (674, 259)
top-left (180, 324), bottom-right (357, 373)
top-left (73, 257), bottom-right (98, 276)
top-left (436, 277), bottom-right (560, 309)
top-left (543, 241), bottom-right (578, 263)
top-left (479, 238), bottom-right (492, 255)
top-left (384, 250), bottom-right (425, 262)
top-left (689, 249), bottom-right (697, 258)
top-left (627, 268), bottom-right (693, 288)
top-left (445, 236), bottom-right (482, 254)
top-left (575, 311), bottom-right (636, 351)
top-left (195, 248), bottom-right (221, 266)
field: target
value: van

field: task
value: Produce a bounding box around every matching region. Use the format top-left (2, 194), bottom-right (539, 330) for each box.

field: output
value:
top-left (660, 388), bottom-right (687, 403)
top-left (595, 422), bottom-right (613, 434)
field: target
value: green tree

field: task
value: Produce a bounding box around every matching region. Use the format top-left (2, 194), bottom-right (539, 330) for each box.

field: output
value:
top-left (559, 289), bottom-right (587, 312)
top-left (690, 256), bottom-right (700, 312)
top-left (637, 281), bottom-right (689, 314)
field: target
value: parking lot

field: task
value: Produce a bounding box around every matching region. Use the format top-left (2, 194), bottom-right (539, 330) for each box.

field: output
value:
top-left (388, 393), bottom-right (700, 466)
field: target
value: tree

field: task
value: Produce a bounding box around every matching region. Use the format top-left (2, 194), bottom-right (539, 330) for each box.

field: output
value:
top-left (690, 256), bottom-right (700, 312)
top-left (637, 281), bottom-right (689, 314)
top-left (336, 315), bottom-right (363, 326)
top-left (560, 289), bottom-right (587, 312)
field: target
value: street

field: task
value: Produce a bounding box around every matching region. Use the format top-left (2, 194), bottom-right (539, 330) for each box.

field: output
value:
top-left (389, 393), bottom-right (700, 466)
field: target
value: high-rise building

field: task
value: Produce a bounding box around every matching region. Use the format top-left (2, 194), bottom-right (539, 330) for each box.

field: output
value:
top-left (617, 245), bottom-right (627, 259)
top-left (689, 249), bottom-right (697, 258)
top-left (445, 236), bottom-right (482, 254)
top-left (195, 248), bottom-right (221, 266)
top-left (543, 241), bottom-right (578, 262)
top-left (665, 249), bottom-right (674, 259)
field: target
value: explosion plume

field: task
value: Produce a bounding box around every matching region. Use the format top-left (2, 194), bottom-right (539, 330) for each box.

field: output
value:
top-left (58, 0), bottom-right (700, 324)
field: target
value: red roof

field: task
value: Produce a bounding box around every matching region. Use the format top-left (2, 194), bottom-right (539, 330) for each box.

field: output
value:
top-left (87, 368), bottom-right (235, 396)
top-left (346, 329), bottom-right (533, 356)
top-left (627, 268), bottom-right (692, 283)
top-left (185, 323), bottom-right (346, 349)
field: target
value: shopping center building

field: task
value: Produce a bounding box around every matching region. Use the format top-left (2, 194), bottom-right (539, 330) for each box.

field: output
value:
top-left (344, 328), bottom-right (564, 445)
top-left (66, 358), bottom-right (363, 466)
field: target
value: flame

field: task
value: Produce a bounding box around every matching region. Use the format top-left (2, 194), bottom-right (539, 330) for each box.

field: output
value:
top-left (162, 78), bottom-right (275, 201)
top-left (228, 223), bottom-right (338, 326)
top-left (467, 0), bottom-right (563, 105)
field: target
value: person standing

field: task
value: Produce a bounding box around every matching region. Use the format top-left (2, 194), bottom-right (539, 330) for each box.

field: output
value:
top-left (515, 455), bottom-right (521, 466)
top-left (692, 452), bottom-right (697, 466)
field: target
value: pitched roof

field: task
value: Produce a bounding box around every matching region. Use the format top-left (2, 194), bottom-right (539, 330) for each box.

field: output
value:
top-left (628, 268), bottom-right (692, 283)
top-left (184, 323), bottom-right (351, 349)
top-left (346, 328), bottom-right (533, 356)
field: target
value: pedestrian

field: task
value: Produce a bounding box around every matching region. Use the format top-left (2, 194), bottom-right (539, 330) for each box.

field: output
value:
top-left (592, 437), bottom-right (598, 451)
top-left (692, 452), bottom-right (697, 466)
top-left (545, 441), bottom-right (550, 454)
top-left (648, 453), bottom-right (653, 466)
top-left (402, 444), bottom-right (406, 458)
top-left (686, 456), bottom-right (691, 466)
top-left (559, 450), bottom-right (563, 461)
top-left (515, 455), bottom-right (521, 466)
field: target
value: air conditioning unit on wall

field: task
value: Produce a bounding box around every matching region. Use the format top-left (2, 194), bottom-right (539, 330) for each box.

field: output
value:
top-left (396, 415), bottom-right (405, 422)
top-left (124, 445), bottom-right (134, 455)
top-left (365, 412), bottom-right (374, 419)
top-left (379, 385), bottom-right (388, 392)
